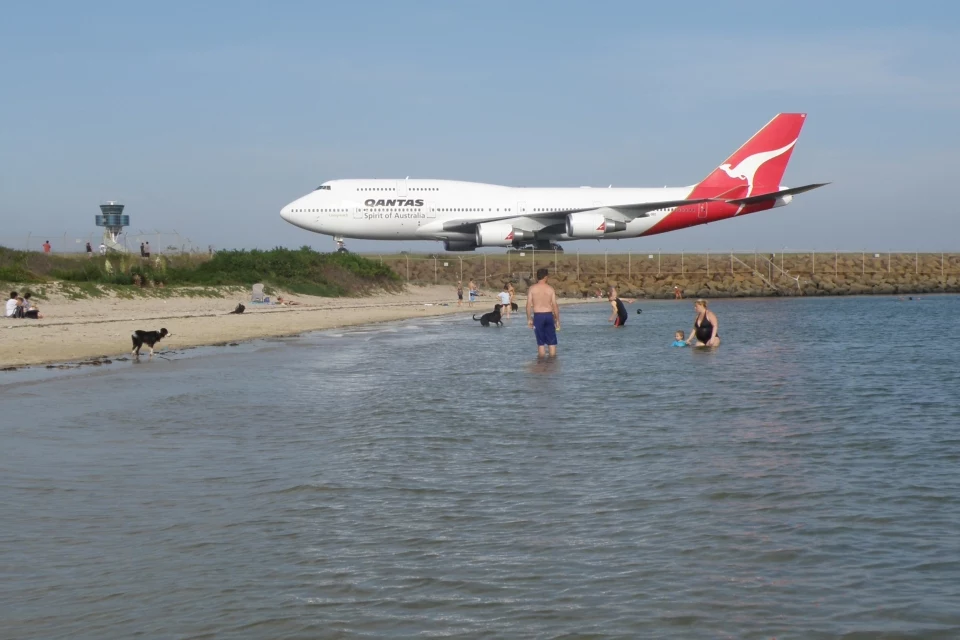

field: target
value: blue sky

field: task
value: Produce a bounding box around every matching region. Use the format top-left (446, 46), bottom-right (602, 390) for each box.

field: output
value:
top-left (2, 0), bottom-right (959, 253)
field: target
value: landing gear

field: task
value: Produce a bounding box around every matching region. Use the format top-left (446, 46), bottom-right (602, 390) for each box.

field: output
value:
top-left (512, 241), bottom-right (564, 252)
top-left (333, 236), bottom-right (349, 253)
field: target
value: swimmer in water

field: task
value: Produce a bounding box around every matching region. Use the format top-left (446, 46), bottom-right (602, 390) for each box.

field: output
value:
top-left (672, 330), bottom-right (687, 347)
top-left (686, 299), bottom-right (720, 347)
top-left (607, 286), bottom-right (635, 327)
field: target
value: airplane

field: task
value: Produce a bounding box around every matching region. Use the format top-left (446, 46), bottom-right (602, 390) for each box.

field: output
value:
top-left (280, 113), bottom-right (827, 252)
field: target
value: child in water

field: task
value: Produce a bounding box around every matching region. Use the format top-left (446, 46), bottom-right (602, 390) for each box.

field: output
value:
top-left (672, 330), bottom-right (687, 347)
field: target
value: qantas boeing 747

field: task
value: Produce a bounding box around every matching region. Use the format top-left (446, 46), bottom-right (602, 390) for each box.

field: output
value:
top-left (280, 113), bottom-right (827, 252)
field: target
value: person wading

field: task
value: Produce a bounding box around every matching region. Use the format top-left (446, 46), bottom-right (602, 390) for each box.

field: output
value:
top-left (526, 268), bottom-right (560, 357)
top-left (686, 298), bottom-right (720, 347)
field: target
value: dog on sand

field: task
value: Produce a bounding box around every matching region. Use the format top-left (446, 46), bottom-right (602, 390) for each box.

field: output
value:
top-left (131, 328), bottom-right (169, 358)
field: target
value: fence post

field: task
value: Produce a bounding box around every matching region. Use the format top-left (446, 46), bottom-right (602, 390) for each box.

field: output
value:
top-left (730, 251), bottom-right (733, 274)
top-left (915, 252), bottom-right (918, 275)
top-left (379, 254), bottom-right (382, 265)
top-left (658, 249), bottom-right (661, 275)
top-left (576, 250), bottom-right (580, 281)
top-left (554, 247), bottom-right (558, 275)
top-left (754, 249), bottom-right (757, 271)
top-left (681, 250), bottom-right (684, 275)
top-left (532, 247), bottom-right (535, 279)
top-left (483, 253), bottom-right (487, 285)
top-left (628, 251), bottom-right (631, 279)
top-left (942, 253), bottom-right (944, 277)
top-left (862, 251), bottom-right (865, 277)
top-left (707, 250), bottom-right (710, 277)
top-left (835, 250), bottom-right (838, 275)
top-left (459, 256), bottom-right (463, 283)
top-left (812, 250), bottom-right (815, 274)
top-left (406, 254), bottom-right (409, 281)
top-left (604, 251), bottom-right (608, 281)
top-left (507, 251), bottom-right (510, 277)
top-left (434, 256), bottom-right (437, 283)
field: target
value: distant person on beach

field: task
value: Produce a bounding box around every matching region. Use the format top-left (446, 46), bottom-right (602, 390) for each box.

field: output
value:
top-left (686, 299), bottom-right (720, 347)
top-left (672, 330), bottom-right (687, 347)
top-left (456, 281), bottom-right (463, 307)
top-left (507, 282), bottom-right (516, 308)
top-left (140, 242), bottom-right (145, 258)
top-left (468, 280), bottom-right (477, 307)
top-left (6, 291), bottom-right (20, 318)
top-left (42, 241), bottom-right (51, 254)
top-left (608, 286), bottom-right (634, 327)
top-left (144, 242), bottom-right (151, 259)
top-left (526, 268), bottom-right (560, 357)
top-left (99, 242), bottom-right (106, 255)
top-left (498, 285), bottom-right (511, 318)
top-left (86, 242), bottom-right (93, 257)
top-left (674, 285), bottom-right (683, 300)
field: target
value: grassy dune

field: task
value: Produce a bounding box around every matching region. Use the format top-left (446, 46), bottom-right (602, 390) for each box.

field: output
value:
top-left (0, 246), bottom-right (401, 297)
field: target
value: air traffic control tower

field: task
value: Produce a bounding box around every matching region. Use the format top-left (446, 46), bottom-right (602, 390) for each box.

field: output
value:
top-left (95, 201), bottom-right (130, 253)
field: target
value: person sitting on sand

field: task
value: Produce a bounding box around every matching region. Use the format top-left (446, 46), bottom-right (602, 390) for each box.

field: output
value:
top-left (22, 292), bottom-right (43, 319)
top-left (686, 299), bottom-right (720, 347)
top-left (672, 330), bottom-right (687, 347)
top-left (5, 291), bottom-right (18, 318)
top-left (276, 296), bottom-right (301, 306)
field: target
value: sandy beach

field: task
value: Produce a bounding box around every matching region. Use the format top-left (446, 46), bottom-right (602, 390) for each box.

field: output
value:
top-left (1, 285), bottom-right (588, 368)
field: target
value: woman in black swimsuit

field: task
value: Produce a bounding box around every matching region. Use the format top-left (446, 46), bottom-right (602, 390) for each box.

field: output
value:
top-left (686, 298), bottom-right (720, 347)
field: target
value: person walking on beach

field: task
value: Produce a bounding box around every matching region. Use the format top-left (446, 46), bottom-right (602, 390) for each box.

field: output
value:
top-left (456, 281), bottom-right (463, 307)
top-left (42, 240), bottom-right (51, 254)
top-left (507, 281), bottom-right (516, 308)
top-left (526, 268), bottom-right (560, 357)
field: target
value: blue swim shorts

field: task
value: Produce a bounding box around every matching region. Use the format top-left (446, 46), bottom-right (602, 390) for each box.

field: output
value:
top-left (533, 312), bottom-right (557, 346)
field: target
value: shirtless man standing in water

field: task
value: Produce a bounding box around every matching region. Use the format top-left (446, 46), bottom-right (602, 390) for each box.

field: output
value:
top-left (526, 267), bottom-right (560, 357)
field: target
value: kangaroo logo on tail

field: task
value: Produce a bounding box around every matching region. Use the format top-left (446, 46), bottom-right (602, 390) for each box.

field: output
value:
top-left (718, 139), bottom-right (797, 198)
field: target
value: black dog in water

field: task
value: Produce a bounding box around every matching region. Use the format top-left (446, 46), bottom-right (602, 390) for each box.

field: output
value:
top-left (510, 301), bottom-right (519, 312)
top-left (131, 328), bottom-right (169, 358)
top-left (473, 304), bottom-right (503, 327)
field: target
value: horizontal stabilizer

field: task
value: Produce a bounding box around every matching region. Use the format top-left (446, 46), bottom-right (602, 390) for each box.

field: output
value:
top-left (726, 183), bottom-right (829, 206)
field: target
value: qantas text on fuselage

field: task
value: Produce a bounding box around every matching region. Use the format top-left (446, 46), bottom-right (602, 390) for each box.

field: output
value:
top-left (280, 114), bottom-right (827, 252)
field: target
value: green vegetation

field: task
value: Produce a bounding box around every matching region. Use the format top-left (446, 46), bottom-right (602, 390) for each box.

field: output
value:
top-left (0, 246), bottom-right (401, 297)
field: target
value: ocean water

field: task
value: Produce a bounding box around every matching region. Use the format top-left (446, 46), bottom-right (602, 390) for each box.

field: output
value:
top-left (2, 296), bottom-right (959, 639)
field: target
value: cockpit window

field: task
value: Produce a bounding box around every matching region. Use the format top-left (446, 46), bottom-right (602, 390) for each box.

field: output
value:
top-left (314, 185), bottom-right (331, 191)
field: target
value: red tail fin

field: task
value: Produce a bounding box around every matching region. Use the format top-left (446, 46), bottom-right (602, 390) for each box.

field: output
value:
top-left (693, 113), bottom-right (807, 199)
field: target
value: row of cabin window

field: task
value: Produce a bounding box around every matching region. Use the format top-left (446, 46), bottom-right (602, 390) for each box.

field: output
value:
top-left (356, 187), bottom-right (440, 191)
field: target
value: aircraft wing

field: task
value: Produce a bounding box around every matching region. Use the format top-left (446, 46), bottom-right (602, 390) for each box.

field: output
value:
top-left (440, 197), bottom-right (718, 232)
top-left (725, 183), bottom-right (829, 206)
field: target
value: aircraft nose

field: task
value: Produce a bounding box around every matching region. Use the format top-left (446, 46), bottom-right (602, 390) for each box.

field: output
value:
top-left (280, 203), bottom-right (292, 222)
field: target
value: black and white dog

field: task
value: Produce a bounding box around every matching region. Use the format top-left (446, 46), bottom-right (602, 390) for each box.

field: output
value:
top-left (131, 328), bottom-right (169, 357)
top-left (473, 304), bottom-right (503, 327)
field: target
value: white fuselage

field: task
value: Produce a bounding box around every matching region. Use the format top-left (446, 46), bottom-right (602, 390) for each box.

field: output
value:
top-left (280, 179), bottom-right (699, 244)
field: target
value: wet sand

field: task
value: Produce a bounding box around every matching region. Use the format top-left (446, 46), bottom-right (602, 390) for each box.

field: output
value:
top-left (0, 286), bottom-right (472, 367)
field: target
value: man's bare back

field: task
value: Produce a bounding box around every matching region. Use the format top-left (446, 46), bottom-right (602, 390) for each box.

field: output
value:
top-left (527, 281), bottom-right (557, 314)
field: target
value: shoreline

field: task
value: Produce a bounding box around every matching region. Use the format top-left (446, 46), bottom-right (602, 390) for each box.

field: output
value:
top-left (1, 285), bottom-right (597, 370)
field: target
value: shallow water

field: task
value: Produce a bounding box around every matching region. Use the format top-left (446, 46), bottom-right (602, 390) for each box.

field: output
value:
top-left (3, 296), bottom-right (960, 639)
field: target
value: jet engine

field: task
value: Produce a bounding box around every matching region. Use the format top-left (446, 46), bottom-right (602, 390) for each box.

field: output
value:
top-left (565, 212), bottom-right (627, 238)
top-left (443, 239), bottom-right (477, 252)
top-left (475, 223), bottom-right (534, 247)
